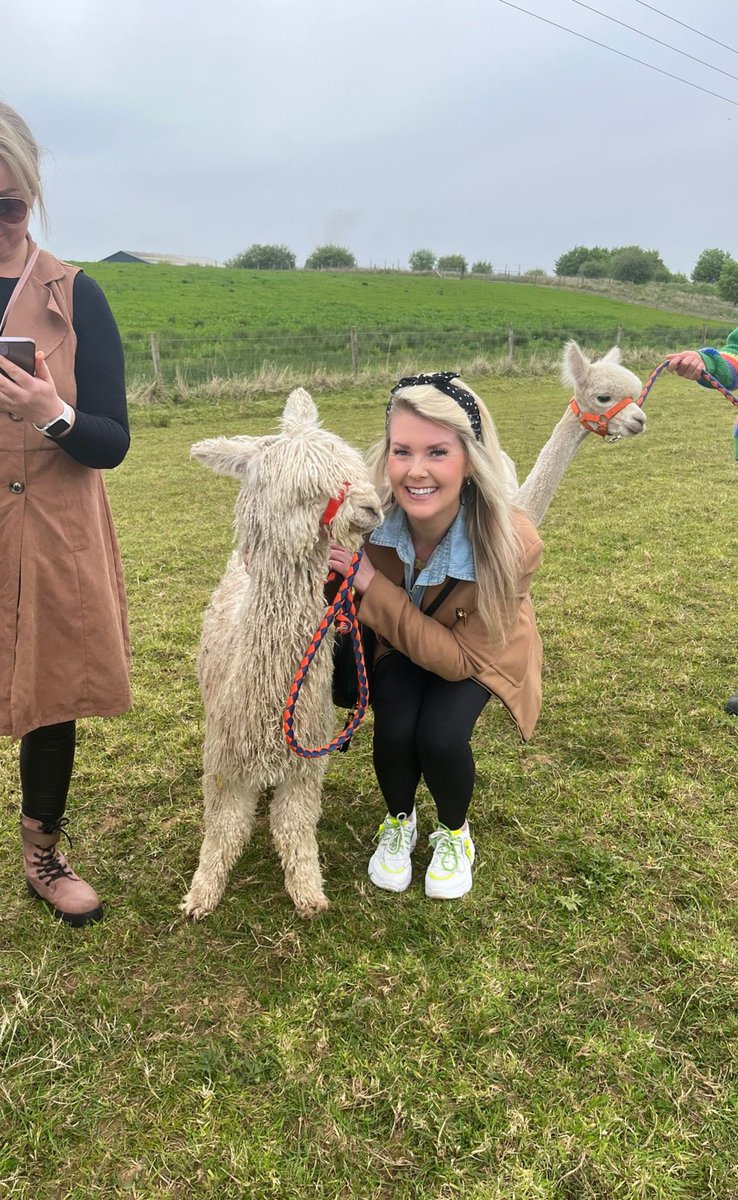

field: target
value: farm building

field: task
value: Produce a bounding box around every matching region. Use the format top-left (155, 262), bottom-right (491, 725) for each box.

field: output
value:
top-left (101, 250), bottom-right (219, 266)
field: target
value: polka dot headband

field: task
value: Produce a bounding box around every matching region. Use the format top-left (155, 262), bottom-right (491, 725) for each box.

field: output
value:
top-left (387, 371), bottom-right (483, 441)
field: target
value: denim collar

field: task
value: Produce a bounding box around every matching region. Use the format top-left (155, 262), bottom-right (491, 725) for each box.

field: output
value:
top-left (370, 505), bottom-right (475, 605)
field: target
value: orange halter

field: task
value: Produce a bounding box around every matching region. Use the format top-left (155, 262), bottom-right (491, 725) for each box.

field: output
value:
top-left (568, 394), bottom-right (635, 441)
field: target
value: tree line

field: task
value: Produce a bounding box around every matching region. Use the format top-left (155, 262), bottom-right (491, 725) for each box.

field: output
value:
top-left (224, 241), bottom-right (738, 302)
top-left (554, 244), bottom-right (738, 302)
top-left (225, 244), bottom-right (491, 275)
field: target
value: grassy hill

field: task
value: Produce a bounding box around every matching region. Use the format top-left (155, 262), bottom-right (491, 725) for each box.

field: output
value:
top-left (77, 263), bottom-right (735, 383)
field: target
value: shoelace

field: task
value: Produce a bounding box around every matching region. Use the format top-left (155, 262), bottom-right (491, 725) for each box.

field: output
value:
top-left (429, 825), bottom-right (463, 872)
top-left (375, 817), bottom-right (411, 855)
top-left (33, 844), bottom-right (75, 885)
top-left (31, 817), bottom-right (75, 884)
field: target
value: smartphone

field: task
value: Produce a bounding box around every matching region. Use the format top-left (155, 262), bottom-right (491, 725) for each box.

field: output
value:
top-left (0, 337), bottom-right (36, 378)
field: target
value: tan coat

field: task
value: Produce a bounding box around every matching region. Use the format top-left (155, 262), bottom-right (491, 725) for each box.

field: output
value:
top-left (359, 510), bottom-right (543, 741)
top-left (0, 245), bottom-right (131, 738)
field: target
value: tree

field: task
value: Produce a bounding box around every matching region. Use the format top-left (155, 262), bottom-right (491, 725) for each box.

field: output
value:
top-left (305, 244), bottom-right (356, 270)
top-left (609, 245), bottom-right (666, 284)
top-left (409, 248), bottom-right (435, 272)
top-left (554, 245), bottom-right (592, 276)
top-left (579, 257), bottom-right (609, 278)
top-left (717, 259), bottom-right (738, 305)
top-left (225, 243), bottom-right (296, 270)
top-left (471, 260), bottom-right (492, 275)
top-left (437, 254), bottom-right (467, 276)
top-left (692, 247), bottom-right (733, 284)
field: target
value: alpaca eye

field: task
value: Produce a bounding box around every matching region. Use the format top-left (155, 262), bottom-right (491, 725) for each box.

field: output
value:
top-left (596, 394), bottom-right (611, 404)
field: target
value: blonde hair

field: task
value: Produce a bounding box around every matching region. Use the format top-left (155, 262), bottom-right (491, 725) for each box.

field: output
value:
top-left (0, 101), bottom-right (47, 231)
top-left (369, 380), bottom-right (522, 648)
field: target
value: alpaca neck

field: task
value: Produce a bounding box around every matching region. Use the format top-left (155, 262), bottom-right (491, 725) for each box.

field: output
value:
top-left (515, 406), bottom-right (588, 527)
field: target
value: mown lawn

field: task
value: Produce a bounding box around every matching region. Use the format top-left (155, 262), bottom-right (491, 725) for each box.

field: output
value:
top-left (0, 370), bottom-right (736, 1199)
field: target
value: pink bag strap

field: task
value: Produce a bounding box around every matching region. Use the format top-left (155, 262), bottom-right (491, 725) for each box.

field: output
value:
top-left (0, 243), bottom-right (41, 337)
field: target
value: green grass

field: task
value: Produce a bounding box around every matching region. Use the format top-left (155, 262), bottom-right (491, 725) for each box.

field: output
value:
top-left (76, 263), bottom-right (735, 382)
top-left (1, 373), bottom-right (736, 1198)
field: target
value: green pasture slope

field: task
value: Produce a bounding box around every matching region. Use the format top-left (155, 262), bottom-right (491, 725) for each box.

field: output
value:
top-left (78, 263), bottom-right (734, 382)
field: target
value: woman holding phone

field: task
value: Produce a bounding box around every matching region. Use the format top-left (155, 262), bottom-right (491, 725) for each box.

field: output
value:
top-left (0, 101), bottom-right (130, 925)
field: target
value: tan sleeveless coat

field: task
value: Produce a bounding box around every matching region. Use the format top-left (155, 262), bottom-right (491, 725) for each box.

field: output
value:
top-left (0, 244), bottom-right (131, 737)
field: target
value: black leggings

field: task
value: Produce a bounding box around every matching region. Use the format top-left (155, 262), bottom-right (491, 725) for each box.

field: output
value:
top-left (371, 652), bottom-right (490, 830)
top-left (19, 721), bottom-right (76, 825)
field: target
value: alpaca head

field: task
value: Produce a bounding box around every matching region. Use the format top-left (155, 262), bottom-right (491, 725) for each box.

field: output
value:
top-left (190, 388), bottom-right (382, 562)
top-left (562, 341), bottom-right (647, 439)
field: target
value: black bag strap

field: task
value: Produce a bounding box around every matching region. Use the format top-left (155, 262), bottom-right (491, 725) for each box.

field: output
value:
top-left (422, 577), bottom-right (459, 617)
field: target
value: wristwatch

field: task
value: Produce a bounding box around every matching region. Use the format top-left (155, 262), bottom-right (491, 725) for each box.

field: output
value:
top-left (33, 401), bottom-right (75, 439)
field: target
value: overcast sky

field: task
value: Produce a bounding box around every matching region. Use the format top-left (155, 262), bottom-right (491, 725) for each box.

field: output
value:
top-left (4, 0), bottom-right (735, 274)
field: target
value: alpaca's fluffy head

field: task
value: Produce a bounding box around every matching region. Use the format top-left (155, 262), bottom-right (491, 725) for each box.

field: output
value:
top-left (562, 341), bottom-right (647, 439)
top-left (191, 388), bottom-right (382, 560)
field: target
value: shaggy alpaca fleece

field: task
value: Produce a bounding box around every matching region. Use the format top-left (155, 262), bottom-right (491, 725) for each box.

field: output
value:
top-left (182, 388), bottom-right (382, 919)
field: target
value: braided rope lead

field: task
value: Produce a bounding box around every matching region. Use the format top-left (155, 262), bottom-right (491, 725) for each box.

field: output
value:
top-left (283, 549), bottom-right (369, 758)
top-left (637, 361), bottom-right (738, 409)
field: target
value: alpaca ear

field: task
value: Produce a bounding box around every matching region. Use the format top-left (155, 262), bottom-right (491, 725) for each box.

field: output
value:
top-left (562, 340), bottom-right (590, 390)
top-left (281, 387), bottom-right (319, 434)
top-left (190, 435), bottom-right (261, 480)
top-left (600, 346), bottom-right (622, 365)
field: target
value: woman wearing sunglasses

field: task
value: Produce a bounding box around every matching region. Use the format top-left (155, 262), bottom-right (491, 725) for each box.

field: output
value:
top-left (0, 102), bottom-right (130, 926)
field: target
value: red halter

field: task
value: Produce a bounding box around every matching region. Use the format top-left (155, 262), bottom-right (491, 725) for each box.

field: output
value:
top-left (319, 482), bottom-right (350, 529)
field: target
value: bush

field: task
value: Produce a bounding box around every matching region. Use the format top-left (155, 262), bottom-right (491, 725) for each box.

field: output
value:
top-left (305, 244), bottom-right (356, 270)
top-left (409, 248), bottom-right (435, 272)
top-left (471, 260), bottom-right (492, 275)
top-left (437, 254), bottom-right (467, 276)
top-left (717, 259), bottom-right (738, 305)
top-left (225, 244), bottom-right (296, 270)
top-left (610, 245), bottom-right (670, 284)
top-left (692, 248), bottom-right (734, 284)
top-left (554, 245), bottom-right (592, 276)
top-left (579, 258), bottom-right (609, 278)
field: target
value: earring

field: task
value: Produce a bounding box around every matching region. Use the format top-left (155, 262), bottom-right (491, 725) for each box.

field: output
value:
top-left (460, 477), bottom-right (476, 506)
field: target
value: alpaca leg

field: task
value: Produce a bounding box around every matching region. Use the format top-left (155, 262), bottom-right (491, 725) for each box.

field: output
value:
top-left (270, 770), bottom-right (329, 918)
top-left (181, 772), bottom-right (259, 920)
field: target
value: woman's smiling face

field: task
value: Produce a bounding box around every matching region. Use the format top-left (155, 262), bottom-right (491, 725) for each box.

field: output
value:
top-left (387, 408), bottom-right (468, 532)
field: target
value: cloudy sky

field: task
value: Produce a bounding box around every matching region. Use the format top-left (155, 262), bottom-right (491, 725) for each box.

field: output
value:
top-left (4, 0), bottom-right (735, 275)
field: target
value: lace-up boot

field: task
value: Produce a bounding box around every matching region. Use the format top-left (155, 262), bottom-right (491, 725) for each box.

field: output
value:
top-left (368, 811), bottom-right (417, 892)
top-left (425, 823), bottom-right (475, 899)
top-left (21, 815), bottom-right (103, 926)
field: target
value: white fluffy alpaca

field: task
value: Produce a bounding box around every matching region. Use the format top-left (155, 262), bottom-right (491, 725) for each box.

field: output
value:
top-left (181, 388), bottom-right (382, 920)
top-left (507, 341), bottom-right (646, 525)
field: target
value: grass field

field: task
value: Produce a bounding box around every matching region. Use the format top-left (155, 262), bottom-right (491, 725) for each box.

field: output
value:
top-left (77, 263), bottom-right (736, 383)
top-left (1, 372), bottom-right (736, 1198)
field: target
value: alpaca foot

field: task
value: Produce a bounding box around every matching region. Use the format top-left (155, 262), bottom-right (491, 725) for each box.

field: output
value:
top-left (292, 890), bottom-right (331, 920)
top-left (180, 883), bottom-right (222, 921)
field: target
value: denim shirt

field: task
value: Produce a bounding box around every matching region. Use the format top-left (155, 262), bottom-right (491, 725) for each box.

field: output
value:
top-left (369, 505), bottom-right (476, 608)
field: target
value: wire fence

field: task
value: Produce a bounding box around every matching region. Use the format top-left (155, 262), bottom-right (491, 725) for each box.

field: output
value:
top-left (122, 320), bottom-right (735, 386)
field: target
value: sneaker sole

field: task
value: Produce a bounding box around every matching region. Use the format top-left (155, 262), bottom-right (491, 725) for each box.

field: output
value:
top-left (26, 881), bottom-right (104, 927)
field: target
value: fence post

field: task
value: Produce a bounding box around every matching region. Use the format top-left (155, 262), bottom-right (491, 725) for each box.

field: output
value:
top-left (350, 326), bottom-right (358, 377)
top-left (150, 333), bottom-right (162, 384)
top-left (616, 323), bottom-right (623, 348)
top-left (700, 324), bottom-right (707, 345)
top-left (507, 324), bottom-right (514, 361)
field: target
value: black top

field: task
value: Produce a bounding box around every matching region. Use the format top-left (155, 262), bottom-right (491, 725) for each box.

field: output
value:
top-left (0, 271), bottom-right (130, 469)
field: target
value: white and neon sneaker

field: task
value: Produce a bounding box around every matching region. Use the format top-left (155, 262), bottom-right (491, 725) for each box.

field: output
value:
top-left (425, 823), bottom-right (475, 899)
top-left (368, 812), bottom-right (418, 892)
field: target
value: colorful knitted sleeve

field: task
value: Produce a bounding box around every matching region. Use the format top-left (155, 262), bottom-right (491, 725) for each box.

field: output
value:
top-left (697, 326), bottom-right (738, 389)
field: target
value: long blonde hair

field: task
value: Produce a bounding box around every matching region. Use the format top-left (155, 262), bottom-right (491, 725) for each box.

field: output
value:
top-left (0, 102), bottom-right (47, 231)
top-left (369, 380), bottom-right (521, 648)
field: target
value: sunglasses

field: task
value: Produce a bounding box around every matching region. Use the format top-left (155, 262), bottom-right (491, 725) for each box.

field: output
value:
top-left (0, 197), bottom-right (29, 225)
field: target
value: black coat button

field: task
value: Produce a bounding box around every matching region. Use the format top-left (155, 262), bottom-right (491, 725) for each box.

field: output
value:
top-left (9, 481), bottom-right (25, 494)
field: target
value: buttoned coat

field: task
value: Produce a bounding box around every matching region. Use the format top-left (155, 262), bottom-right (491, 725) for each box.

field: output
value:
top-left (359, 509), bottom-right (543, 740)
top-left (0, 244), bottom-right (131, 738)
